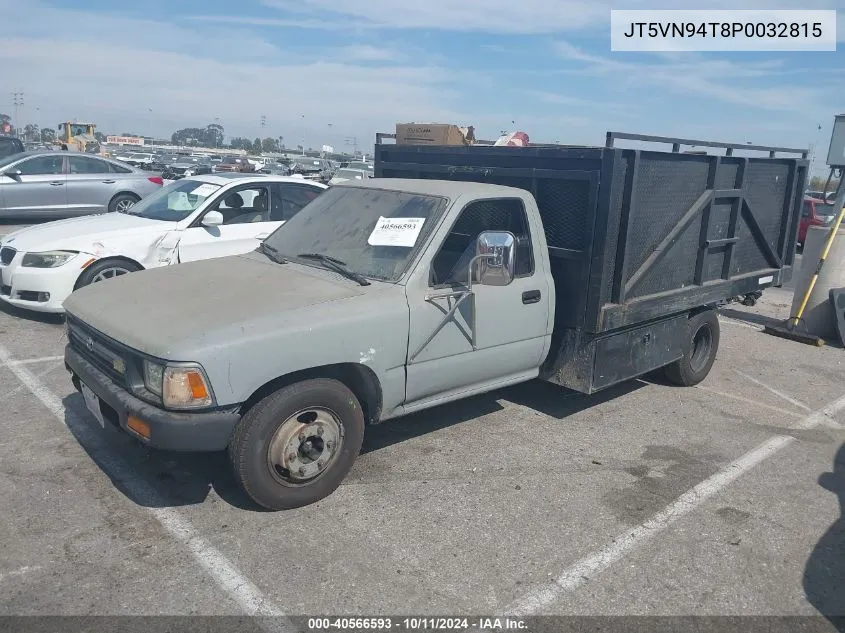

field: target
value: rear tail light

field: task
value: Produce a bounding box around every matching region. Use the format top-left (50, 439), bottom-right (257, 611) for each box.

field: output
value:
top-left (148, 176), bottom-right (164, 185)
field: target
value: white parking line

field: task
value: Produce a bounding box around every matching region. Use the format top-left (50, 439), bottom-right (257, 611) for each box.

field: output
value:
top-left (694, 385), bottom-right (803, 420)
top-left (8, 355), bottom-right (65, 366)
top-left (733, 369), bottom-right (812, 412)
top-left (0, 344), bottom-right (293, 631)
top-left (4, 363), bottom-right (61, 400)
top-left (504, 389), bottom-right (845, 616)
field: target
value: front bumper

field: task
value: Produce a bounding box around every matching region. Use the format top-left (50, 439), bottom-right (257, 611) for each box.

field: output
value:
top-left (0, 252), bottom-right (83, 313)
top-left (65, 344), bottom-right (240, 451)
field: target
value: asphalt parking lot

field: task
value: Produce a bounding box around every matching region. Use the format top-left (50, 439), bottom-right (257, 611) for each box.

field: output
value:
top-left (0, 217), bottom-right (843, 625)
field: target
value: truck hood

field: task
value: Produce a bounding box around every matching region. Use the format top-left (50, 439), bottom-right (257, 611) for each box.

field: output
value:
top-left (63, 252), bottom-right (372, 359)
top-left (1, 213), bottom-right (173, 253)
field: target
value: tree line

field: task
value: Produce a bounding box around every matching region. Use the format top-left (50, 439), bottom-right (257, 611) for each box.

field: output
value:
top-left (170, 123), bottom-right (300, 154)
top-left (1, 116), bottom-right (307, 154)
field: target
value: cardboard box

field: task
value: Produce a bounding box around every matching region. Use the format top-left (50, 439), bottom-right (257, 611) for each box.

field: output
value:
top-left (395, 123), bottom-right (475, 146)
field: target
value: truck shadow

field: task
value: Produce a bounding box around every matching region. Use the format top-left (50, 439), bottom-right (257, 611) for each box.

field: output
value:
top-left (804, 442), bottom-right (845, 630)
top-left (361, 379), bottom-right (644, 455)
top-left (62, 379), bottom-right (644, 512)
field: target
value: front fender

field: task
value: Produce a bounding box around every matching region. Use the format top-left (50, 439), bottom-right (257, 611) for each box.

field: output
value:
top-left (198, 288), bottom-right (410, 416)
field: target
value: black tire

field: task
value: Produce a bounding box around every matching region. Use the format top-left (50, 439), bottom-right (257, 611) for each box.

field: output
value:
top-left (229, 378), bottom-right (365, 510)
top-left (108, 192), bottom-right (140, 214)
top-left (76, 258), bottom-right (141, 288)
top-left (663, 310), bottom-right (720, 387)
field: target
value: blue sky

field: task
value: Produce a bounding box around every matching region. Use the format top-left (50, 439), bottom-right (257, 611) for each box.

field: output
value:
top-left (0, 0), bottom-right (842, 172)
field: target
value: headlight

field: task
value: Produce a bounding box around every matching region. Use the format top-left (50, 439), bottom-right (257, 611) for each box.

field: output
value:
top-left (143, 360), bottom-right (164, 396)
top-left (162, 364), bottom-right (214, 409)
top-left (21, 250), bottom-right (77, 268)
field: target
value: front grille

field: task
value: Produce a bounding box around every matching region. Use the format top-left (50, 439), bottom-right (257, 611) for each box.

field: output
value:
top-left (67, 316), bottom-right (133, 388)
top-left (0, 246), bottom-right (16, 265)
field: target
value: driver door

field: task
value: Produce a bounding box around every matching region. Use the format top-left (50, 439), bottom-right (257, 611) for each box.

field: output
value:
top-left (404, 198), bottom-right (551, 404)
top-left (176, 183), bottom-right (279, 262)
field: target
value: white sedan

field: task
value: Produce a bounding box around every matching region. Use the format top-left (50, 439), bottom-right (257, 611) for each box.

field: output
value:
top-left (0, 174), bottom-right (327, 313)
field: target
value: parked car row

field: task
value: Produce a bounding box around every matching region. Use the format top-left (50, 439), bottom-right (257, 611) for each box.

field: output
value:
top-left (107, 146), bottom-right (374, 186)
top-left (0, 173), bottom-right (327, 313)
top-left (0, 151), bottom-right (163, 218)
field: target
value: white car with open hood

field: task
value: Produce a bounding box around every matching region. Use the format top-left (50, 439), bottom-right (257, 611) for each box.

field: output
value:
top-left (0, 173), bottom-right (327, 313)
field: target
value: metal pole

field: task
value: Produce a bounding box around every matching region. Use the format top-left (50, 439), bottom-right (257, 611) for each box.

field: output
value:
top-left (11, 92), bottom-right (23, 136)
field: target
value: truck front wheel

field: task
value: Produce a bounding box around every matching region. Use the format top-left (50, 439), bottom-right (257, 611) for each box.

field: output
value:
top-left (663, 309), bottom-right (720, 387)
top-left (229, 378), bottom-right (365, 510)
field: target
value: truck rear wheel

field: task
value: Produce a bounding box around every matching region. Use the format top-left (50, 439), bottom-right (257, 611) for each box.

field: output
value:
top-left (229, 378), bottom-right (365, 510)
top-left (663, 309), bottom-right (720, 387)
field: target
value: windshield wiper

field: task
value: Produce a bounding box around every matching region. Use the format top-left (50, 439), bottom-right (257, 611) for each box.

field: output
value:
top-left (259, 241), bottom-right (287, 264)
top-left (296, 253), bottom-right (371, 286)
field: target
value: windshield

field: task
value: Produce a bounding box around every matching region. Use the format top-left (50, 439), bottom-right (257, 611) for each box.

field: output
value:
top-left (293, 158), bottom-right (322, 169)
top-left (334, 169), bottom-right (366, 180)
top-left (125, 179), bottom-right (221, 222)
top-left (263, 186), bottom-right (447, 282)
top-left (0, 139), bottom-right (23, 159)
top-left (129, 153), bottom-right (150, 159)
top-left (816, 203), bottom-right (838, 217)
top-left (0, 150), bottom-right (26, 167)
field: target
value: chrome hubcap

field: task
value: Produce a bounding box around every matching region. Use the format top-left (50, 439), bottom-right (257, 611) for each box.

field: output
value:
top-left (91, 267), bottom-right (131, 283)
top-left (267, 408), bottom-right (342, 484)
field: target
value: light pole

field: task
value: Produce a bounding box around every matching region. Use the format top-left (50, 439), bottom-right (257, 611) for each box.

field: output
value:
top-left (300, 114), bottom-right (306, 155)
top-left (344, 136), bottom-right (358, 158)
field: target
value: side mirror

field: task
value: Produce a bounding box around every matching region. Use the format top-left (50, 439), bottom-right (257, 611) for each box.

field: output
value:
top-left (202, 210), bottom-right (224, 227)
top-left (474, 231), bottom-right (516, 286)
top-left (2, 169), bottom-right (22, 180)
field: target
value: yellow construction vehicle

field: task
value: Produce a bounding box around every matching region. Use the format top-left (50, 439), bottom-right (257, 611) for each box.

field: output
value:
top-left (56, 121), bottom-right (100, 153)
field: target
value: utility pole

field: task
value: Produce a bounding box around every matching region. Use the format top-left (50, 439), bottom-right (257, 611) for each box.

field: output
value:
top-left (11, 92), bottom-right (23, 136)
top-left (260, 115), bottom-right (266, 130)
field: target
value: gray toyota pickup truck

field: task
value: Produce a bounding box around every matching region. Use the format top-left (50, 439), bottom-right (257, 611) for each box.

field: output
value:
top-left (63, 132), bottom-right (808, 510)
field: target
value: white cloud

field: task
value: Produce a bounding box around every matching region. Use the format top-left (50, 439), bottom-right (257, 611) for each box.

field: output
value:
top-left (0, 36), bottom-right (465, 141)
top-left (552, 40), bottom-right (839, 114)
top-left (335, 45), bottom-right (401, 61)
top-left (259, 0), bottom-right (610, 33)
top-left (0, 0), bottom-right (471, 145)
top-left (249, 0), bottom-right (845, 36)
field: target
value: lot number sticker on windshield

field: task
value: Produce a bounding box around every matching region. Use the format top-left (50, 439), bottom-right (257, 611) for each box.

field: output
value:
top-left (367, 217), bottom-right (426, 247)
top-left (190, 183), bottom-right (220, 198)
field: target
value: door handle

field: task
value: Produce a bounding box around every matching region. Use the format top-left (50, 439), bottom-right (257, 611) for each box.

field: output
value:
top-left (101, 180), bottom-right (116, 184)
top-left (522, 290), bottom-right (541, 304)
top-left (49, 182), bottom-right (63, 186)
